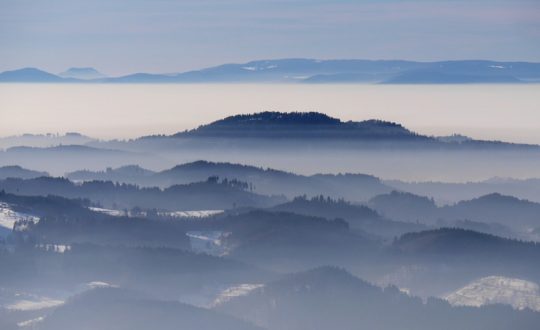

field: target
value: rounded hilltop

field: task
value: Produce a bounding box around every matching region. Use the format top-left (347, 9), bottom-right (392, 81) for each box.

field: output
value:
top-left (211, 111), bottom-right (341, 125)
top-left (174, 111), bottom-right (419, 140)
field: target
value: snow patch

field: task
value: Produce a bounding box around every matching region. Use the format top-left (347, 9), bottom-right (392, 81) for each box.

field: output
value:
top-left (445, 276), bottom-right (540, 311)
top-left (187, 230), bottom-right (229, 256)
top-left (7, 296), bottom-right (64, 311)
top-left (17, 316), bottom-right (45, 328)
top-left (0, 202), bottom-right (39, 231)
top-left (86, 281), bottom-right (117, 289)
top-left (89, 207), bottom-right (126, 217)
top-left (36, 244), bottom-right (71, 253)
top-left (159, 210), bottom-right (223, 218)
top-left (212, 284), bottom-right (264, 306)
top-left (242, 65), bottom-right (277, 71)
top-left (399, 287), bottom-right (411, 296)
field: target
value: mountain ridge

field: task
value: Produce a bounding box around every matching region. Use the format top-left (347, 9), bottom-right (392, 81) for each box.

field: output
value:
top-left (2, 59), bottom-right (540, 84)
top-left (58, 67), bottom-right (107, 80)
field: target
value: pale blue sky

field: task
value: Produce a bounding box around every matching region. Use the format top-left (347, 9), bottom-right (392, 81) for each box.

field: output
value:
top-left (1, 0), bottom-right (539, 75)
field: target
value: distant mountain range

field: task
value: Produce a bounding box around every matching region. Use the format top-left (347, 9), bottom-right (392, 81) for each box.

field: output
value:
top-left (0, 165), bottom-right (49, 180)
top-left (0, 132), bottom-right (95, 149)
top-left (2, 59), bottom-right (540, 84)
top-left (58, 67), bottom-right (107, 80)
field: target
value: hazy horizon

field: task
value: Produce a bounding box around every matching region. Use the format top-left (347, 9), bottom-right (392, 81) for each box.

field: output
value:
top-left (2, 0), bottom-right (539, 75)
top-left (3, 2), bottom-right (540, 329)
top-left (3, 57), bottom-right (540, 77)
top-left (1, 83), bottom-right (539, 144)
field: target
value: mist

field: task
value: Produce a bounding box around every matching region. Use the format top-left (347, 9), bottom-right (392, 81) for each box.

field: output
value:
top-left (2, 0), bottom-right (540, 326)
top-left (1, 84), bottom-right (539, 144)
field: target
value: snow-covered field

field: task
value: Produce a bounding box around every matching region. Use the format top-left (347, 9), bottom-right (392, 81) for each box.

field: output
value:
top-left (445, 276), bottom-right (540, 311)
top-left (177, 282), bottom-right (263, 308)
top-left (88, 206), bottom-right (126, 217)
top-left (1, 281), bottom-right (119, 328)
top-left (212, 284), bottom-right (264, 306)
top-left (17, 316), bottom-right (45, 328)
top-left (35, 244), bottom-right (71, 253)
top-left (88, 207), bottom-right (223, 219)
top-left (6, 296), bottom-right (64, 311)
top-left (85, 281), bottom-right (116, 289)
top-left (186, 231), bottom-right (229, 256)
top-left (159, 210), bottom-right (223, 219)
top-left (0, 288), bottom-right (65, 313)
top-left (0, 202), bottom-right (39, 234)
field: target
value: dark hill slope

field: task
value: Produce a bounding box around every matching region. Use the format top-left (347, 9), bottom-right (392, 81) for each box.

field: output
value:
top-left (0, 176), bottom-right (285, 210)
top-left (0, 165), bottom-right (49, 179)
top-left (67, 160), bottom-right (392, 201)
top-left (206, 210), bottom-right (377, 271)
top-left (272, 196), bottom-right (425, 238)
top-left (441, 193), bottom-right (540, 228)
top-left (38, 288), bottom-right (261, 330)
top-left (175, 111), bottom-right (426, 141)
top-left (217, 266), bottom-right (540, 330)
top-left (387, 228), bottom-right (540, 294)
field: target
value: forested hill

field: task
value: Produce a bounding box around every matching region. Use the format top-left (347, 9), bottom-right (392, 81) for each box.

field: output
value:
top-left (173, 112), bottom-right (425, 140)
top-left (216, 266), bottom-right (540, 330)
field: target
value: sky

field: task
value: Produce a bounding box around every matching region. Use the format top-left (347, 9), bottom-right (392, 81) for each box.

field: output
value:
top-left (0, 0), bottom-right (539, 75)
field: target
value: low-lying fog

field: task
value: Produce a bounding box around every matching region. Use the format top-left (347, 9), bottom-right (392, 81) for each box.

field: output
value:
top-left (1, 84), bottom-right (539, 143)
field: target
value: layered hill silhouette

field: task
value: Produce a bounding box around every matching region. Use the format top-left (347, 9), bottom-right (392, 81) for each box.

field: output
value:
top-left (0, 192), bottom-right (191, 248)
top-left (37, 288), bottom-right (262, 330)
top-left (0, 132), bottom-right (95, 149)
top-left (370, 191), bottom-right (540, 231)
top-left (203, 210), bottom-right (376, 270)
top-left (441, 193), bottom-right (540, 228)
top-left (5, 161), bottom-right (540, 239)
top-left (387, 177), bottom-right (540, 204)
top-left (394, 228), bottom-right (539, 256)
top-left (271, 195), bottom-right (425, 239)
top-left (386, 228), bottom-right (540, 295)
top-left (66, 160), bottom-right (391, 201)
top-left (3, 112), bottom-right (540, 191)
top-left (216, 266), bottom-right (540, 330)
top-left (0, 165), bottom-right (48, 180)
top-left (0, 176), bottom-right (285, 211)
